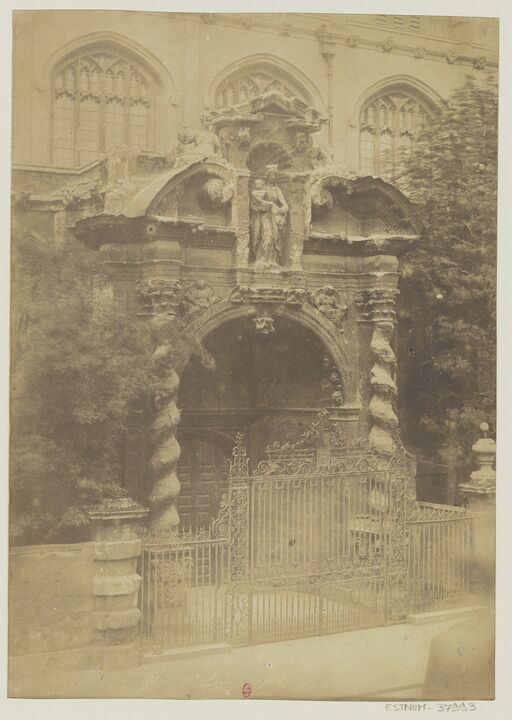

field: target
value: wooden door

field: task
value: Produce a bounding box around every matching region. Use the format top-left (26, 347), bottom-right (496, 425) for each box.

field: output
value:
top-left (177, 437), bottom-right (230, 529)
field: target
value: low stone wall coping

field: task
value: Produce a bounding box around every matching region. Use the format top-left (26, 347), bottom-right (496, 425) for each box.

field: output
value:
top-left (10, 542), bottom-right (91, 556)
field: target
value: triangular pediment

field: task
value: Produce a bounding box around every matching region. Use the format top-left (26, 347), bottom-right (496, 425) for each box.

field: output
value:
top-left (210, 90), bottom-right (326, 126)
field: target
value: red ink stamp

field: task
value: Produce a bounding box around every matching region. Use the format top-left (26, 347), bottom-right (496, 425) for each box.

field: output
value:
top-left (242, 682), bottom-right (252, 698)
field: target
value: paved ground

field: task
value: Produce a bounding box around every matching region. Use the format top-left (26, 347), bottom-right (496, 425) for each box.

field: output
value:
top-left (9, 609), bottom-right (494, 700)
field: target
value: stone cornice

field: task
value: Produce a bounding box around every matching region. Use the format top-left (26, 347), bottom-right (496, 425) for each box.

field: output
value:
top-left (73, 214), bottom-right (237, 249)
top-left (177, 13), bottom-right (498, 67)
top-left (305, 233), bottom-right (418, 257)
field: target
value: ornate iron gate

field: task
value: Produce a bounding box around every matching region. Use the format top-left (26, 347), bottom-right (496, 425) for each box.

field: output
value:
top-left (140, 414), bottom-right (472, 650)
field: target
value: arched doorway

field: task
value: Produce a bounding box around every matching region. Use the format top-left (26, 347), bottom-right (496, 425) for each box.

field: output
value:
top-left (177, 314), bottom-right (349, 528)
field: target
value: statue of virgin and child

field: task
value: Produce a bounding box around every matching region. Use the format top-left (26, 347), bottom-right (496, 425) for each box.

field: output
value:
top-left (249, 165), bottom-right (289, 269)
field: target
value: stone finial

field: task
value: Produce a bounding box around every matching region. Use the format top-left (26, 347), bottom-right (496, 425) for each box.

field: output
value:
top-left (469, 423), bottom-right (496, 489)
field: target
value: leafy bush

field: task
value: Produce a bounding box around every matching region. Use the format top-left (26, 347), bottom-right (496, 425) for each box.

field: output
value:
top-left (10, 231), bottom-right (157, 544)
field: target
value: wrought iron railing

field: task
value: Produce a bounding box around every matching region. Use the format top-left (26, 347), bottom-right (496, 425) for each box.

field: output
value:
top-left (139, 416), bottom-right (474, 651)
top-left (406, 501), bottom-right (472, 613)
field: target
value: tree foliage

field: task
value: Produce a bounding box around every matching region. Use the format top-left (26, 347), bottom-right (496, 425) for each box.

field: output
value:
top-left (398, 72), bottom-right (497, 482)
top-left (10, 231), bottom-right (159, 543)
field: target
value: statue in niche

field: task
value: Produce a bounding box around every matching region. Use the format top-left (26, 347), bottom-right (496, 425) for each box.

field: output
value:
top-left (249, 165), bottom-right (289, 269)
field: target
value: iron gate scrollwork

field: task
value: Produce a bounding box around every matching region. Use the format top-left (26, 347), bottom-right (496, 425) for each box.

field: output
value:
top-left (140, 412), bottom-right (472, 650)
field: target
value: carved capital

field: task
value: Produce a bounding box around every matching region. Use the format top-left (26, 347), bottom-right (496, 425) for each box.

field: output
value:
top-left (355, 288), bottom-right (398, 322)
top-left (137, 279), bottom-right (182, 317)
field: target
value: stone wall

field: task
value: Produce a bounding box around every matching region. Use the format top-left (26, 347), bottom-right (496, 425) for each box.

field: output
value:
top-left (9, 542), bottom-right (96, 676)
top-left (12, 12), bottom-right (498, 168)
top-left (9, 501), bottom-right (148, 680)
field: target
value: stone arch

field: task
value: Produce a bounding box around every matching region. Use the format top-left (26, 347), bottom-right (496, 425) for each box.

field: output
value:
top-left (205, 54), bottom-right (324, 111)
top-left (350, 75), bottom-right (443, 128)
top-left (122, 160), bottom-right (236, 219)
top-left (351, 76), bottom-right (443, 181)
top-left (185, 299), bottom-right (357, 404)
top-left (39, 32), bottom-right (176, 168)
top-left (37, 31), bottom-right (176, 96)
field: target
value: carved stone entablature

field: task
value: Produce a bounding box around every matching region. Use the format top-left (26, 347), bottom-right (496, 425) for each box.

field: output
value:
top-left (229, 283), bottom-right (347, 332)
top-left (355, 288), bottom-right (399, 322)
top-left (208, 91), bottom-right (326, 172)
top-left (137, 279), bottom-right (220, 318)
top-left (309, 285), bottom-right (348, 331)
top-left (230, 285), bottom-right (307, 307)
top-left (209, 92), bottom-right (324, 134)
top-left (305, 232), bottom-right (417, 258)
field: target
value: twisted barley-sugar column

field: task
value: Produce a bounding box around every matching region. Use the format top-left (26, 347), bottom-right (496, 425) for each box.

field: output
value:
top-left (147, 315), bottom-right (181, 531)
top-left (368, 320), bottom-right (399, 455)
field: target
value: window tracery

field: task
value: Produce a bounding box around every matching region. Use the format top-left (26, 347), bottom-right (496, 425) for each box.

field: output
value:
top-left (52, 50), bottom-right (155, 167)
top-left (215, 67), bottom-right (310, 108)
top-left (359, 89), bottom-right (435, 181)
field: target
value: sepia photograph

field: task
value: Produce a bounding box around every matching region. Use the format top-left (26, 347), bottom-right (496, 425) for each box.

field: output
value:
top-left (6, 2), bottom-right (502, 705)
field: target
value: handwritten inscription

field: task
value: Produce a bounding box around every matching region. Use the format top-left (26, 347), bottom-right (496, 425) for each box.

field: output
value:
top-left (385, 703), bottom-right (478, 712)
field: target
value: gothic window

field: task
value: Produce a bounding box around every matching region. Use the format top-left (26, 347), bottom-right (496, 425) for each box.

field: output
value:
top-left (215, 67), bottom-right (311, 108)
top-left (359, 89), bottom-right (434, 181)
top-left (52, 50), bottom-right (155, 167)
